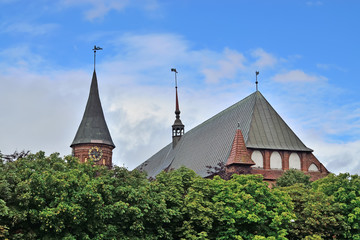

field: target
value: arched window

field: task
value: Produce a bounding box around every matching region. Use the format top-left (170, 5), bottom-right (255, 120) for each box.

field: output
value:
top-left (270, 151), bottom-right (282, 169)
top-left (308, 163), bottom-right (319, 172)
top-left (251, 150), bottom-right (263, 168)
top-left (289, 153), bottom-right (301, 170)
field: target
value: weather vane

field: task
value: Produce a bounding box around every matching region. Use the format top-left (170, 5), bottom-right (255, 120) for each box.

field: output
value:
top-left (171, 68), bottom-right (178, 88)
top-left (92, 45), bottom-right (103, 70)
top-left (255, 71), bottom-right (259, 91)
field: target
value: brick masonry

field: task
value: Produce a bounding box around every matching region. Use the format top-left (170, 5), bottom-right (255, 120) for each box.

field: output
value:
top-left (248, 148), bottom-right (329, 183)
top-left (224, 148), bottom-right (329, 184)
top-left (72, 143), bottom-right (114, 168)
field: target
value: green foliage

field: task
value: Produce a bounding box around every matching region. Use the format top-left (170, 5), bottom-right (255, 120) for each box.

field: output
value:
top-left (276, 169), bottom-right (311, 187)
top-left (155, 168), bottom-right (294, 239)
top-left (0, 151), bottom-right (169, 239)
top-left (210, 174), bottom-right (294, 239)
top-left (2, 152), bottom-right (360, 239)
top-left (278, 173), bottom-right (360, 239)
top-left (280, 184), bottom-right (345, 239)
top-left (312, 173), bottom-right (360, 239)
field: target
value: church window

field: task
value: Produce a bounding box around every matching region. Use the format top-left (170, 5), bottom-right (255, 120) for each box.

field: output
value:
top-left (289, 152), bottom-right (301, 170)
top-left (251, 150), bottom-right (263, 168)
top-left (308, 163), bottom-right (319, 172)
top-left (270, 151), bottom-right (282, 169)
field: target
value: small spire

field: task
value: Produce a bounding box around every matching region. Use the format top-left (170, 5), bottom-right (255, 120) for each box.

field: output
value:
top-left (171, 68), bottom-right (180, 118)
top-left (171, 68), bottom-right (184, 148)
top-left (255, 71), bottom-right (259, 91)
top-left (92, 45), bottom-right (103, 71)
top-left (226, 123), bottom-right (255, 166)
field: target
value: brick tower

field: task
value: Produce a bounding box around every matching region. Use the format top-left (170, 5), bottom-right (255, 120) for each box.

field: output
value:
top-left (70, 70), bottom-right (115, 167)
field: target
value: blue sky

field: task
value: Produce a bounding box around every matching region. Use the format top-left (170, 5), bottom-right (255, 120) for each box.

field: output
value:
top-left (0, 0), bottom-right (359, 174)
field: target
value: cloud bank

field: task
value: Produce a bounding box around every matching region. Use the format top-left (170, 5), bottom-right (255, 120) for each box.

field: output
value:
top-left (0, 32), bottom-right (359, 174)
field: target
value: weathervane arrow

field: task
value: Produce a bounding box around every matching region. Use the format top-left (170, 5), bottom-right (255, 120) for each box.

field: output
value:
top-left (171, 68), bottom-right (178, 87)
top-left (92, 45), bottom-right (103, 70)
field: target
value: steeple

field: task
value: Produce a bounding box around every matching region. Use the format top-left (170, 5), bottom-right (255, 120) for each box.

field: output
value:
top-left (71, 70), bottom-right (115, 148)
top-left (71, 54), bottom-right (115, 167)
top-left (171, 68), bottom-right (184, 148)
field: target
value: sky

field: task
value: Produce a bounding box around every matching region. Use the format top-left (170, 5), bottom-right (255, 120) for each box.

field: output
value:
top-left (0, 0), bottom-right (359, 174)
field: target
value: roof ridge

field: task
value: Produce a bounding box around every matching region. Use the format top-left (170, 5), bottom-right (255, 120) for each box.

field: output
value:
top-left (184, 91), bottom-right (258, 135)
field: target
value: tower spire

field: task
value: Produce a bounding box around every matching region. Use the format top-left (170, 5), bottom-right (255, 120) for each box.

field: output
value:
top-left (171, 68), bottom-right (184, 148)
top-left (71, 47), bottom-right (114, 168)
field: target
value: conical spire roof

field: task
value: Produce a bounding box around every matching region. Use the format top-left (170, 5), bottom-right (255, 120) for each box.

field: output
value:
top-left (226, 124), bottom-right (255, 166)
top-left (173, 86), bottom-right (184, 126)
top-left (137, 91), bottom-right (312, 177)
top-left (71, 70), bottom-right (115, 148)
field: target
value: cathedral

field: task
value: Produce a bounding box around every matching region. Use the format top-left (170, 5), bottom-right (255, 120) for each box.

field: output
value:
top-left (71, 67), bottom-right (329, 183)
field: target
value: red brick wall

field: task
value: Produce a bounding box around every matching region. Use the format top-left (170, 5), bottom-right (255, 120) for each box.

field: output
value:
top-left (247, 148), bottom-right (329, 182)
top-left (72, 143), bottom-right (114, 168)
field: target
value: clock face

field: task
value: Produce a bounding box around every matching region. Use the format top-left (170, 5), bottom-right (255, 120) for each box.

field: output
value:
top-left (88, 146), bottom-right (103, 162)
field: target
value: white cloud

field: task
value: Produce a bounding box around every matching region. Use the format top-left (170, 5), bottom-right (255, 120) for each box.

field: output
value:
top-left (202, 48), bottom-right (246, 83)
top-left (272, 69), bottom-right (327, 83)
top-left (1, 22), bottom-right (58, 35)
top-left (61, 0), bottom-right (129, 20)
top-left (61, 0), bottom-right (159, 20)
top-left (251, 48), bottom-right (277, 69)
top-left (306, 137), bottom-right (360, 174)
top-left (0, 68), bottom-right (89, 158)
top-left (316, 63), bottom-right (347, 72)
top-left (0, 45), bottom-right (45, 69)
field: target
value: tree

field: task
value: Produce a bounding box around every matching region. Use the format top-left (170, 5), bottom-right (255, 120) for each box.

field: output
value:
top-left (312, 173), bottom-right (360, 239)
top-left (276, 169), bottom-right (311, 187)
top-left (154, 168), bottom-right (295, 239)
top-left (0, 151), bottom-right (172, 239)
top-left (280, 184), bottom-right (346, 239)
top-left (210, 174), bottom-right (294, 239)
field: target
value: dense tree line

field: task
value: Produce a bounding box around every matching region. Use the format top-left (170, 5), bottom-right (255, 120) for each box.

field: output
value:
top-left (0, 152), bottom-right (359, 239)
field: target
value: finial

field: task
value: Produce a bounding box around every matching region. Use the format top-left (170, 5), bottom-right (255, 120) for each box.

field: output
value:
top-left (171, 68), bottom-right (180, 117)
top-left (171, 68), bottom-right (178, 88)
top-left (92, 45), bottom-right (103, 70)
top-left (255, 71), bottom-right (259, 91)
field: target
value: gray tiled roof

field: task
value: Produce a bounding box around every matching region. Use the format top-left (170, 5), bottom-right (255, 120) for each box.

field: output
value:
top-left (137, 91), bottom-right (312, 177)
top-left (71, 71), bottom-right (115, 148)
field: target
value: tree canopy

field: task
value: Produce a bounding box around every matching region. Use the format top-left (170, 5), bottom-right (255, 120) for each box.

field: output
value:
top-left (276, 169), bottom-right (311, 188)
top-left (1, 152), bottom-right (360, 239)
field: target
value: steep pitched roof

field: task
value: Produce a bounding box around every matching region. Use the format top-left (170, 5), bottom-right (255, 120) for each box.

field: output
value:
top-left (137, 91), bottom-right (311, 177)
top-left (71, 70), bottom-right (115, 148)
top-left (226, 125), bottom-right (255, 166)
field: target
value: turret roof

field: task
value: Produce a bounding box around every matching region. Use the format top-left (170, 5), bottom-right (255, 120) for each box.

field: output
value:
top-left (71, 70), bottom-right (115, 148)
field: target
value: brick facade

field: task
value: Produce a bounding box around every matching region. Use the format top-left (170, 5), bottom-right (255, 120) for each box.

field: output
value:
top-left (247, 148), bottom-right (328, 183)
top-left (72, 143), bottom-right (114, 168)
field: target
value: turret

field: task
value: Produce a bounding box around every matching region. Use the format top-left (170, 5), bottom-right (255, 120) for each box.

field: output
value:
top-left (171, 68), bottom-right (184, 148)
top-left (71, 46), bottom-right (115, 167)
